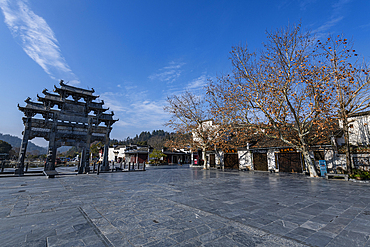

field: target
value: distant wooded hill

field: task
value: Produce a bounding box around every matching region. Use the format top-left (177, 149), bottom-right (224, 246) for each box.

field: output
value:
top-left (0, 133), bottom-right (47, 154)
top-left (0, 130), bottom-right (177, 155)
top-left (111, 130), bottom-right (174, 149)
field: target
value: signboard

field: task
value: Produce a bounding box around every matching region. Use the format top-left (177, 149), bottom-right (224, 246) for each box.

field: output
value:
top-left (279, 148), bottom-right (295, 153)
top-left (319, 160), bottom-right (327, 177)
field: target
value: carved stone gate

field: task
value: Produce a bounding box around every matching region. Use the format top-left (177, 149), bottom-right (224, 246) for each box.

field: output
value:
top-left (16, 80), bottom-right (118, 176)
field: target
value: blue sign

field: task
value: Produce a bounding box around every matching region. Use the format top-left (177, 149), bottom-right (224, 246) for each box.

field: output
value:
top-left (319, 160), bottom-right (327, 177)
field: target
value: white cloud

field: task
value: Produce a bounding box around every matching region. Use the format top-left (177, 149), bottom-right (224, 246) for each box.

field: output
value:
top-left (99, 92), bottom-right (128, 112)
top-left (332, 0), bottom-right (351, 11)
top-left (125, 85), bottom-right (137, 90)
top-left (149, 61), bottom-right (185, 83)
top-left (0, 0), bottom-right (79, 84)
top-left (100, 91), bottom-right (170, 140)
top-left (110, 99), bottom-right (171, 140)
top-left (299, 0), bottom-right (317, 10)
top-left (128, 100), bottom-right (168, 125)
top-left (100, 87), bottom-right (170, 131)
top-left (186, 75), bottom-right (208, 90)
top-left (314, 16), bottom-right (343, 34)
top-left (166, 73), bottom-right (211, 97)
top-left (359, 23), bottom-right (370, 30)
top-left (313, 0), bottom-right (351, 36)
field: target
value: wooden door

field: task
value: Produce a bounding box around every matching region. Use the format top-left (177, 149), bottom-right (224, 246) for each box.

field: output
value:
top-left (224, 153), bottom-right (239, 169)
top-left (209, 154), bottom-right (216, 167)
top-left (253, 153), bottom-right (268, 171)
top-left (277, 153), bottom-right (302, 173)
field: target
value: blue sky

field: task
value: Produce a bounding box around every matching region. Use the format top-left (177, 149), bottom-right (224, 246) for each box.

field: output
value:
top-left (0, 0), bottom-right (369, 147)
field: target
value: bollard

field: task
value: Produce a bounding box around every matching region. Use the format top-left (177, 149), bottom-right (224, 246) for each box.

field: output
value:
top-left (25, 163), bottom-right (29, 173)
top-left (1, 161), bottom-right (4, 173)
top-left (143, 162), bottom-right (146, 171)
top-left (93, 163), bottom-right (96, 173)
top-left (97, 164), bottom-right (100, 175)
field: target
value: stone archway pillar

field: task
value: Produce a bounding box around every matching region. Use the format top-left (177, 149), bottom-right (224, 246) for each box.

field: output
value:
top-left (16, 116), bottom-right (32, 176)
top-left (45, 119), bottom-right (57, 171)
top-left (101, 124), bottom-right (112, 171)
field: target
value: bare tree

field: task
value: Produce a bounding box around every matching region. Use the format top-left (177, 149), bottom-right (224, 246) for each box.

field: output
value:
top-left (207, 78), bottom-right (256, 151)
top-left (210, 24), bottom-right (337, 177)
top-left (164, 91), bottom-right (220, 169)
top-left (319, 35), bottom-right (370, 173)
top-left (164, 132), bottom-right (193, 151)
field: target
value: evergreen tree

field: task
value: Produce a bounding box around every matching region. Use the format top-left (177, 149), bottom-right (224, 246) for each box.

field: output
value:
top-left (0, 140), bottom-right (12, 154)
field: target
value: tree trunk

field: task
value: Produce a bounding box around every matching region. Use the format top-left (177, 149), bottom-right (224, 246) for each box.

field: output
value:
top-left (202, 147), bottom-right (208, 169)
top-left (343, 118), bottom-right (352, 174)
top-left (214, 146), bottom-right (222, 170)
top-left (302, 149), bottom-right (318, 177)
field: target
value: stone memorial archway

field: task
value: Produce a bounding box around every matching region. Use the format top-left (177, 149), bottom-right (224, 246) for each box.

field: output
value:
top-left (16, 80), bottom-right (118, 176)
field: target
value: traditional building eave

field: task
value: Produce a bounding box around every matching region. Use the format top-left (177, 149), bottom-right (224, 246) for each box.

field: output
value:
top-left (54, 81), bottom-right (98, 101)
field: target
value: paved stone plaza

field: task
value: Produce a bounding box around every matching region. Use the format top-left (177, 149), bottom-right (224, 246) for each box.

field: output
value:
top-left (1, 165), bottom-right (370, 247)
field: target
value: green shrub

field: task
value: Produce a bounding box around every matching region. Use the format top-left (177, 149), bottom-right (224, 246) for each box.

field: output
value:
top-left (349, 169), bottom-right (370, 180)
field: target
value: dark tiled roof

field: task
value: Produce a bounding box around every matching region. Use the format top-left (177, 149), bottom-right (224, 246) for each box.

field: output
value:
top-left (249, 135), bottom-right (289, 149)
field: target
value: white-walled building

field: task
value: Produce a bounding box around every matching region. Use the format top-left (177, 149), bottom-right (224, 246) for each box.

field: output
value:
top-left (106, 144), bottom-right (191, 165)
top-left (107, 145), bottom-right (126, 162)
top-left (338, 111), bottom-right (370, 146)
top-left (197, 111), bottom-right (370, 173)
top-left (242, 112), bottom-right (370, 172)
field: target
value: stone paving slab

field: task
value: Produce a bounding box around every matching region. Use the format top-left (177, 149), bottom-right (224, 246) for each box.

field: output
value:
top-left (0, 165), bottom-right (370, 246)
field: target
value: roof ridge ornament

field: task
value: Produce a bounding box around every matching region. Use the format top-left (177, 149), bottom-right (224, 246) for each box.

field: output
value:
top-left (59, 80), bottom-right (95, 94)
